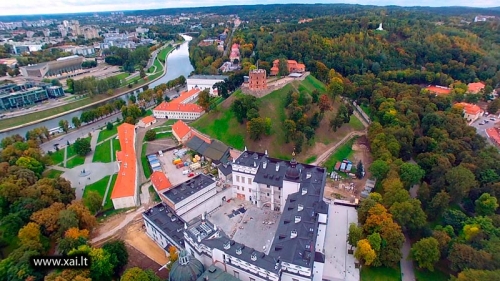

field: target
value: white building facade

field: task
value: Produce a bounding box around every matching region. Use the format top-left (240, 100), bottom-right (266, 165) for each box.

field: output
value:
top-left (187, 75), bottom-right (228, 96)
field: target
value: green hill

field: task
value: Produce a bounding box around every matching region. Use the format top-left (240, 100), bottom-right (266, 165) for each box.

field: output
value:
top-left (191, 75), bottom-right (364, 161)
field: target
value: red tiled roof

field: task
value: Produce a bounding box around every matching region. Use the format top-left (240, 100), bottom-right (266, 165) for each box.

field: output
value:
top-left (467, 82), bottom-right (485, 94)
top-left (486, 127), bottom-right (500, 146)
top-left (140, 115), bottom-right (156, 124)
top-left (191, 130), bottom-right (212, 144)
top-left (455, 102), bottom-right (483, 115)
top-left (172, 88), bottom-right (200, 104)
top-left (154, 102), bottom-right (204, 113)
top-left (425, 85), bottom-right (452, 95)
top-left (150, 171), bottom-right (172, 192)
top-left (172, 120), bottom-right (191, 139)
top-left (111, 123), bottom-right (137, 199)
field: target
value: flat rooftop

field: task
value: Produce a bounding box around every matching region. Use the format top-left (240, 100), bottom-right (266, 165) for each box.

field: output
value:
top-left (188, 74), bottom-right (229, 80)
top-left (207, 199), bottom-right (280, 255)
top-left (162, 174), bottom-right (215, 204)
top-left (143, 203), bottom-right (186, 248)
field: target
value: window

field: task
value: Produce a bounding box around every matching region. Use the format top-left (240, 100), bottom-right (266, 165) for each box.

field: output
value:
top-left (236, 176), bottom-right (240, 182)
top-left (250, 278), bottom-right (255, 281)
top-left (242, 187), bottom-right (245, 192)
top-left (237, 186), bottom-right (240, 190)
top-left (234, 271), bottom-right (239, 278)
top-left (292, 279), bottom-right (299, 281)
top-left (248, 177), bottom-right (251, 184)
top-left (249, 188), bottom-right (252, 192)
top-left (267, 193), bottom-right (269, 196)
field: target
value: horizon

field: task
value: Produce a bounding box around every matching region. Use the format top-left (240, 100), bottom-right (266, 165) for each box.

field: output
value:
top-left (0, 0), bottom-right (498, 17)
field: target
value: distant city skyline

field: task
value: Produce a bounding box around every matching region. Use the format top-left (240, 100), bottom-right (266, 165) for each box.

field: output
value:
top-left (0, 0), bottom-right (497, 16)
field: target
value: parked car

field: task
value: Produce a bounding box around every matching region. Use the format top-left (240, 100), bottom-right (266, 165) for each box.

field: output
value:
top-left (479, 122), bottom-right (485, 125)
top-left (490, 118), bottom-right (496, 121)
top-left (188, 173), bottom-right (195, 177)
top-left (485, 120), bottom-right (490, 123)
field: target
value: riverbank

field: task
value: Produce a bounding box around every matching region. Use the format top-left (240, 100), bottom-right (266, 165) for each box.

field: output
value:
top-left (0, 43), bottom-right (178, 133)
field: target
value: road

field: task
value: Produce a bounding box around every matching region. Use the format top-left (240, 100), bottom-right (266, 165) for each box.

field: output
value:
top-left (313, 131), bottom-right (366, 166)
top-left (470, 114), bottom-right (500, 145)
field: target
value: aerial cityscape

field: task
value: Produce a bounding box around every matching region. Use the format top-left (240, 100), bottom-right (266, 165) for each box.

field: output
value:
top-left (0, 1), bottom-right (499, 281)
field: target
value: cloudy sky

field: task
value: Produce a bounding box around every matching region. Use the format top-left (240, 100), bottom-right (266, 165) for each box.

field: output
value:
top-left (0, 0), bottom-right (497, 16)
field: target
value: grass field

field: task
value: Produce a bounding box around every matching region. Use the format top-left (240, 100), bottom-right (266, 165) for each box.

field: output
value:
top-left (104, 174), bottom-right (117, 210)
top-left (43, 169), bottom-right (63, 179)
top-left (360, 266), bottom-right (402, 281)
top-left (361, 104), bottom-right (372, 117)
top-left (149, 185), bottom-right (161, 203)
top-left (83, 175), bottom-right (114, 211)
top-left (112, 138), bottom-right (121, 161)
top-left (323, 137), bottom-right (357, 171)
top-left (65, 155), bottom-right (85, 168)
top-left (93, 140), bottom-right (112, 163)
top-left (415, 268), bottom-right (449, 281)
top-left (49, 149), bottom-right (65, 164)
top-left (141, 143), bottom-right (152, 179)
top-left (305, 156), bottom-right (317, 164)
top-left (156, 131), bottom-right (173, 139)
top-left (349, 115), bottom-right (365, 130)
top-left (97, 125), bottom-right (118, 143)
top-left (113, 72), bottom-right (130, 83)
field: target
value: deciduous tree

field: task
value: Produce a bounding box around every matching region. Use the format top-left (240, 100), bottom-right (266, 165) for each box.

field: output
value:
top-left (347, 223), bottom-right (362, 250)
top-left (83, 191), bottom-right (103, 214)
top-left (411, 237), bottom-right (440, 271)
top-left (197, 89), bottom-right (211, 111)
top-left (354, 239), bottom-right (376, 265)
top-left (318, 94), bottom-right (332, 113)
top-left (475, 193), bottom-right (499, 216)
top-left (59, 119), bottom-right (70, 133)
top-left (145, 130), bottom-right (157, 141)
top-left (445, 165), bottom-right (477, 203)
top-left (399, 163), bottom-right (425, 189)
top-left (73, 138), bottom-right (91, 156)
top-left (121, 267), bottom-right (161, 281)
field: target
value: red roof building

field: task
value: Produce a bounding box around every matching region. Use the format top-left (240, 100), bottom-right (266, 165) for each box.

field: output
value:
top-left (467, 82), bottom-right (485, 94)
top-left (455, 102), bottom-right (484, 123)
top-left (111, 123), bottom-right (138, 209)
top-left (152, 88), bottom-right (204, 120)
top-left (270, 59), bottom-right (306, 76)
top-left (172, 120), bottom-right (193, 143)
top-left (150, 171), bottom-right (173, 192)
top-left (486, 127), bottom-right (500, 147)
top-left (425, 85), bottom-right (452, 96)
top-left (138, 115), bottom-right (157, 128)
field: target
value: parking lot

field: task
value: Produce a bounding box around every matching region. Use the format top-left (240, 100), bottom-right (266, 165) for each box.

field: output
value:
top-left (470, 114), bottom-right (500, 141)
top-left (157, 150), bottom-right (193, 186)
top-left (207, 199), bottom-right (281, 254)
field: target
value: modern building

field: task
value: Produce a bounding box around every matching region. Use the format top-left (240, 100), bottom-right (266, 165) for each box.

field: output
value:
top-left (424, 85), bottom-right (452, 96)
top-left (248, 69), bottom-right (267, 90)
top-left (0, 81), bottom-right (64, 110)
top-left (467, 82), bottom-right (485, 94)
top-left (58, 45), bottom-right (96, 56)
top-left (153, 88), bottom-right (204, 120)
top-left (187, 75), bottom-right (228, 96)
top-left (455, 102), bottom-right (484, 123)
top-left (143, 150), bottom-right (329, 281)
top-left (20, 55), bottom-right (84, 78)
top-left (110, 123), bottom-right (139, 209)
top-left (270, 59), bottom-right (306, 76)
top-left (138, 116), bottom-right (157, 128)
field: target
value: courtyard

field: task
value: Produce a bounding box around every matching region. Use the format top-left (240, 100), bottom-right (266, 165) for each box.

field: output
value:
top-left (323, 202), bottom-right (360, 281)
top-left (157, 150), bottom-right (200, 186)
top-left (207, 199), bottom-right (281, 255)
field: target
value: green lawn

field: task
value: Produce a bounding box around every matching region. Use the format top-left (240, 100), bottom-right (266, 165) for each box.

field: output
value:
top-left (93, 140), bottom-right (112, 163)
top-left (49, 149), bottom-right (65, 165)
top-left (97, 126), bottom-right (118, 143)
top-left (113, 72), bottom-right (130, 82)
top-left (156, 132), bottom-right (173, 139)
top-left (104, 174), bottom-right (117, 210)
top-left (158, 46), bottom-right (174, 62)
top-left (43, 169), bottom-right (63, 179)
top-left (361, 104), bottom-right (372, 117)
top-left (305, 156), bottom-right (317, 164)
top-left (83, 175), bottom-right (114, 210)
top-left (65, 155), bottom-right (85, 168)
top-left (146, 109), bottom-right (153, 116)
top-left (141, 143), bottom-right (152, 179)
top-left (415, 268), bottom-right (449, 281)
top-left (323, 137), bottom-right (357, 171)
top-left (149, 185), bottom-right (161, 203)
top-left (112, 138), bottom-right (121, 161)
top-left (360, 266), bottom-right (401, 281)
top-left (349, 114), bottom-right (365, 130)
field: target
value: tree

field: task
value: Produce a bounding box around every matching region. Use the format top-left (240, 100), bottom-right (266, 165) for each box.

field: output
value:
top-left (367, 232), bottom-right (382, 252)
top-left (198, 89), bottom-right (211, 111)
top-left (452, 269), bottom-right (500, 281)
top-left (487, 99), bottom-right (500, 114)
top-left (121, 267), bottom-right (161, 281)
top-left (278, 58), bottom-right (289, 76)
top-left (58, 209), bottom-right (79, 235)
top-left (102, 240), bottom-right (129, 275)
top-left (399, 163), bottom-right (425, 189)
top-left (83, 191), bottom-right (102, 214)
top-left (411, 237), bottom-right (440, 271)
top-left (73, 138), bottom-right (91, 156)
top-left (347, 223), bottom-right (362, 250)
top-left (18, 222), bottom-right (41, 245)
top-left (145, 130), bottom-right (157, 141)
top-left (139, 68), bottom-right (146, 78)
top-left (106, 122), bottom-right (113, 131)
top-left (445, 165), bottom-right (477, 202)
top-left (15, 156), bottom-right (44, 175)
top-left (475, 193), bottom-right (499, 216)
top-left (67, 200), bottom-right (97, 231)
top-left (318, 94), bottom-right (332, 113)
top-left (369, 159), bottom-right (390, 180)
top-left (30, 202), bottom-right (65, 236)
top-left (59, 119), bottom-right (70, 133)
top-left (247, 117), bottom-right (267, 140)
top-left (72, 117), bottom-right (82, 129)
top-left (432, 230), bottom-right (451, 257)
top-left (390, 199), bottom-right (427, 230)
top-left (428, 190), bottom-right (450, 219)
top-left (70, 245), bottom-right (114, 280)
top-left (167, 246), bottom-right (178, 270)
top-left (354, 239), bottom-right (376, 265)
top-left (448, 243), bottom-right (494, 271)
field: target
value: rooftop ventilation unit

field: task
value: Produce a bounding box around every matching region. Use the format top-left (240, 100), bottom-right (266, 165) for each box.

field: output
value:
top-left (298, 204), bottom-right (304, 211)
top-left (263, 161), bottom-right (267, 169)
top-left (236, 248), bottom-right (242, 255)
top-left (306, 172), bottom-right (311, 179)
top-left (251, 253), bottom-right (257, 261)
top-left (295, 216), bottom-right (301, 223)
top-left (302, 188), bottom-right (307, 195)
top-left (223, 241), bottom-right (231, 250)
top-left (276, 163), bottom-right (279, 171)
top-left (291, 230), bottom-right (298, 239)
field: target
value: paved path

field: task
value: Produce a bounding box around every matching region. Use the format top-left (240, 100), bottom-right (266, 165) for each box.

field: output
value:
top-left (60, 162), bottom-right (119, 200)
top-left (63, 146), bottom-right (68, 168)
top-left (313, 131), bottom-right (366, 166)
top-left (91, 206), bottom-right (145, 243)
top-left (401, 233), bottom-right (416, 281)
top-left (110, 139), bottom-right (114, 162)
top-left (102, 175), bottom-right (114, 207)
top-left (47, 165), bottom-right (70, 172)
top-left (139, 181), bottom-right (152, 206)
top-left (85, 132), bottom-right (98, 164)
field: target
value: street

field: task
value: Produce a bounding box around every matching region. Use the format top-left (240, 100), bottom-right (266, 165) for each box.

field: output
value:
top-left (470, 114), bottom-right (500, 144)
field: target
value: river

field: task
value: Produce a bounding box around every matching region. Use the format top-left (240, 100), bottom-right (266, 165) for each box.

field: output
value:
top-left (0, 35), bottom-right (194, 140)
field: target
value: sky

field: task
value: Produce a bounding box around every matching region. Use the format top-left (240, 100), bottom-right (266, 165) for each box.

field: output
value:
top-left (0, 0), bottom-right (497, 16)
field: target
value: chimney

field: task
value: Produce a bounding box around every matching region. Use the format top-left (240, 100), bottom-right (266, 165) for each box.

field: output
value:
top-left (265, 149), bottom-right (268, 155)
top-left (294, 216), bottom-right (301, 223)
top-left (290, 230), bottom-right (298, 239)
top-left (253, 161), bottom-right (256, 167)
top-left (276, 163), bottom-right (279, 171)
top-left (184, 223), bottom-right (188, 230)
top-left (301, 188), bottom-right (307, 195)
top-left (298, 204), bottom-right (304, 211)
top-left (197, 235), bottom-right (201, 243)
top-left (263, 161), bottom-right (267, 169)
top-left (244, 146), bottom-right (247, 151)
top-left (306, 172), bottom-right (311, 179)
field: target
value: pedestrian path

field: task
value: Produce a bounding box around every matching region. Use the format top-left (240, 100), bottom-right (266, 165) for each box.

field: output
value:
top-left (63, 146), bottom-right (68, 168)
top-left (91, 206), bottom-right (145, 243)
top-left (85, 131), bottom-right (99, 164)
top-left (102, 174), bottom-right (114, 207)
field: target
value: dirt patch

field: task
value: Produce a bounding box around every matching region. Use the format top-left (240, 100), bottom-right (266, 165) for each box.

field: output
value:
top-left (122, 219), bottom-right (170, 265)
top-left (124, 243), bottom-right (169, 280)
top-left (92, 212), bottom-right (128, 238)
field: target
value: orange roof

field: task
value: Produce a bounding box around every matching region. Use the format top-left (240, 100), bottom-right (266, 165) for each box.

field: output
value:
top-left (467, 82), bottom-right (485, 94)
top-left (150, 171), bottom-right (172, 192)
top-left (140, 115), bottom-right (156, 124)
top-left (171, 88), bottom-right (200, 104)
top-left (455, 102), bottom-right (483, 115)
top-left (172, 120), bottom-right (192, 139)
top-left (111, 123), bottom-right (137, 199)
top-left (192, 130), bottom-right (212, 144)
top-left (486, 127), bottom-right (500, 146)
top-left (425, 85), bottom-right (451, 95)
top-left (154, 102), bottom-right (204, 113)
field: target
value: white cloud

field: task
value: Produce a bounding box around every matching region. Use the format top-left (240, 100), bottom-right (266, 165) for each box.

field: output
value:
top-left (0, 0), bottom-right (497, 16)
